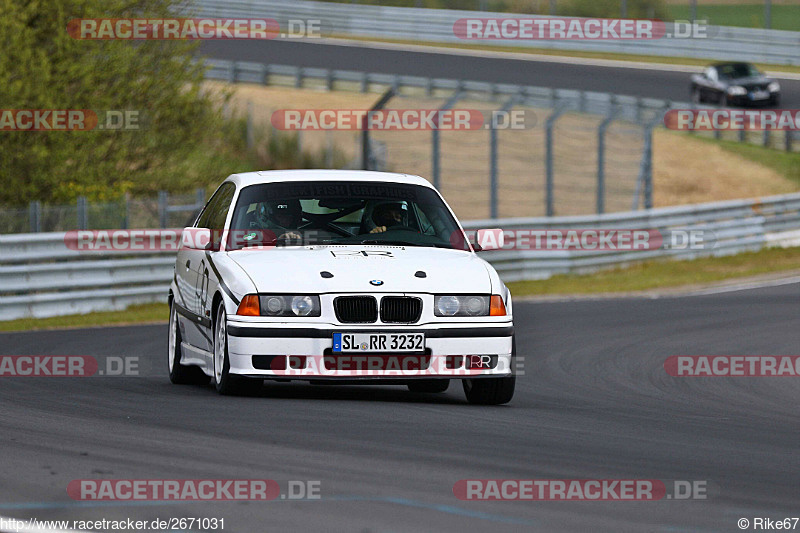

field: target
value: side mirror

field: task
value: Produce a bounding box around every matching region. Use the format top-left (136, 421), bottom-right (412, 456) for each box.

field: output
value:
top-left (475, 229), bottom-right (504, 251)
top-left (181, 227), bottom-right (214, 250)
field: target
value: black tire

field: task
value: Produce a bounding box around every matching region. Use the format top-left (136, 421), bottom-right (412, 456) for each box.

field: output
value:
top-left (213, 305), bottom-right (262, 396)
top-left (462, 335), bottom-right (516, 405)
top-left (407, 379), bottom-right (449, 393)
top-left (168, 301), bottom-right (210, 385)
top-left (691, 87), bottom-right (703, 104)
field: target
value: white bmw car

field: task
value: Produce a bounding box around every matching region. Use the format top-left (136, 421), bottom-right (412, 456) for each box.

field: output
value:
top-left (168, 170), bottom-right (515, 404)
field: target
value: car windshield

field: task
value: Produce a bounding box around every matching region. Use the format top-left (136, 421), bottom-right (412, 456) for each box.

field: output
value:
top-left (717, 63), bottom-right (760, 79)
top-left (227, 180), bottom-right (467, 251)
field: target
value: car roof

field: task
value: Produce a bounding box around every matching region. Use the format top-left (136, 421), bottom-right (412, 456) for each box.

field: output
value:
top-left (226, 169), bottom-right (434, 189)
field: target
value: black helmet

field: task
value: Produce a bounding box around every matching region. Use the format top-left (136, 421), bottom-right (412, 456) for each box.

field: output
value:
top-left (372, 201), bottom-right (408, 227)
top-left (258, 199), bottom-right (302, 227)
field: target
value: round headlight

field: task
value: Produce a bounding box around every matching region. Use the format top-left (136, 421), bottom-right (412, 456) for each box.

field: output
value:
top-left (465, 296), bottom-right (487, 316)
top-left (265, 296), bottom-right (284, 315)
top-left (437, 296), bottom-right (460, 316)
top-left (291, 295), bottom-right (314, 317)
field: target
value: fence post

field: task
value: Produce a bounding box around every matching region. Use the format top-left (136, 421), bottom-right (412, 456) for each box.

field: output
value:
top-left (786, 130), bottom-right (794, 152)
top-left (28, 201), bottom-right (41, 233)
top-left (122, 193), bottom-right (130, 230)
top-left (489, 96), bottom-right (520, 219)
top-left (763, 129), bottom-right (771, 148)
top-left (246, 101), bottom-right (254, 151)
top-left (432, 90), bottom-right (463, 191)
top-left (77, 196), bottom-right (88, 230)
top-left (632, 112), bottom-right (662, 211)
top-left (362, 88), bottom-right (396, 170)
top-left (545, 103), bottom-right (568, 217)
top-left (597, 108), bottom-right (620, 215)
top-left (158, 191), bottom-right (168, 229)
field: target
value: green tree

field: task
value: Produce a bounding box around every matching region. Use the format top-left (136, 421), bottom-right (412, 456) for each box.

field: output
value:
top-left (0, 0), bottom-right (227, 205)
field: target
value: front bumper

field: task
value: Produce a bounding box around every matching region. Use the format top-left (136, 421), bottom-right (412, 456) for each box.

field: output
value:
top-left (226, 321), bottom-right (514, 379)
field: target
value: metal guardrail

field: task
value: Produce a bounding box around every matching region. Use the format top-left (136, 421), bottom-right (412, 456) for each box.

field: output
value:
top-left (191, 0), bottom-right (800, 66)
top-left (2, 192), bottom-right (799, 320)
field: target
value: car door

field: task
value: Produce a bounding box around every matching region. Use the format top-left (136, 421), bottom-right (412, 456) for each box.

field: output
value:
top-left (180, 183), bottom-right (235, 353)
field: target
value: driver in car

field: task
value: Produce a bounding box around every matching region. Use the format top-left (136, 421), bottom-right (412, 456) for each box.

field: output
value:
top-left (258, 200), bottom-right (303, 244)
top-left (369, 201), bottom-right (409, 233)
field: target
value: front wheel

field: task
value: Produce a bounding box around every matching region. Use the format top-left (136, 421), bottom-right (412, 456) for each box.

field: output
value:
top-left (462, 335), bottom-right (516, 405)
top-left (462, 376), bottom-right (515, 405)
top-left (213, 305), bottom-right (262, 396)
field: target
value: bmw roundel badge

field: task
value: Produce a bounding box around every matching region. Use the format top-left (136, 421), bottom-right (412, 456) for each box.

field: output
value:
top-left (369, 280), bottom-right (384, 286)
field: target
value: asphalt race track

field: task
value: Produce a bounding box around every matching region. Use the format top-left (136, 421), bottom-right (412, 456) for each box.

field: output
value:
top-left (199, 40), bottom-right (800, 108)
top-left (1, 283), bottom-right (798, 532)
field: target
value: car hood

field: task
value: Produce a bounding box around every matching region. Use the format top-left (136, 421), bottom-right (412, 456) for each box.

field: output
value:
top-left (227, 245), bottom-right (492, 294)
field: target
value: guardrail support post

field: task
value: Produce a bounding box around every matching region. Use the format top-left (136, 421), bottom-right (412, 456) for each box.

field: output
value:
top-left (195, 188), bottom-right (205, 208)
top-left (158, 191), bottom-right (168, 229)
top-left (362, 88), bottom-right (395, 170)
top-left (228, 61), bottom-right (237, 84)
top-left (260, 64), bottom-right (269, 86)
top-left (29, 201), bottom-right (41, 233)
top-left (786, 131), bottom-right (794, 152)
top-left (432, 90), bottom-right (463, 191)
top-left (326, 69), bottom-right (334, 91)
top-left (360, 73), bottom-right (368, 93)
top-left (77, 196), bottom-right (88, 230)
top-left (295, 67), bottom-right (303, 88)
top-left (545, 104), bottom-right (568, 216)
top-left (763, 130), bottom-right (771, 148)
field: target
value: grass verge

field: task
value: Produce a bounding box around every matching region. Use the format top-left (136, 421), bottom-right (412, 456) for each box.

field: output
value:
top-left (0, 303), bottom-right (168, 333)
top-left (691, 136), bottom-right (800, 188)
top-left (507, 246), bottom-right (800, 297)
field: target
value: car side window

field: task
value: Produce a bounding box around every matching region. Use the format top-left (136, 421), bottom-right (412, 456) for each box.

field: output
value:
top-left (196, 183), bottom-right (235, 230)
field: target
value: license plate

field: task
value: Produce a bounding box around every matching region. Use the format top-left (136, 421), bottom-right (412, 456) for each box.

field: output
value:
top-left (332, 333), bottom-right (425, 353)
top-left (751, 91), bottom-right (769, 100)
